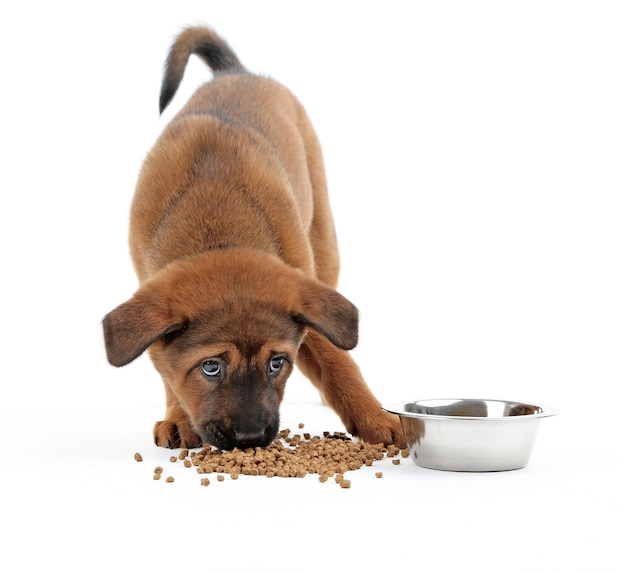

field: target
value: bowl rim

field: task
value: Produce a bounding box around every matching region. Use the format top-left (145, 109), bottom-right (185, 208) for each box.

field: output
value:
top-left (382, 398), bottom-right (559, 421)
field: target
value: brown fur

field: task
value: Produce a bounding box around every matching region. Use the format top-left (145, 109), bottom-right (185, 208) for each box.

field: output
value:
top-left (103, 26), bottom-right (405, 450)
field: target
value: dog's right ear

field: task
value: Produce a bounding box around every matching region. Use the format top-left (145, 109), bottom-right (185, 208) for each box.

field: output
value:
top-left (102, 293), bottom-right (186, 367)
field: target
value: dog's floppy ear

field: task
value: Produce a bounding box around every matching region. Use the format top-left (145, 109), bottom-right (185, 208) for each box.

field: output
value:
top-left (294, 281), bottom-right (360, 350)
top-left (102, 293), bottom-right (186, 367)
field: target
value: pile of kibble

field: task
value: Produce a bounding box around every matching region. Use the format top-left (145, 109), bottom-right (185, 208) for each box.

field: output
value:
top-left (134, 426), bottom-right (409, 489)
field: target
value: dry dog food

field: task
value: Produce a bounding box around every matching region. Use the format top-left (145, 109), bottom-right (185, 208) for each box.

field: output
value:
top-left (191, 429), bottom-right (401, 480)
top-left (147, 428), bottom-right (407, 488)
top-left (133, 452), bottom-right (143, 462)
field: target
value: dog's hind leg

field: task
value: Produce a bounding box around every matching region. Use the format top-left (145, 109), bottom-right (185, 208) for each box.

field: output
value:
top-left (296, 111), bottom-right (341, 289)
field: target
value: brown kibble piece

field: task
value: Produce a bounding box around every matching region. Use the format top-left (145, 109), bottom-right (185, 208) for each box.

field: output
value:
top-left (339, 479), bottom-right (351, 489)
top-left (392, 459), bottom-right (400, 465)
top-left (153, 474), bottom-right (161, 480)
top-left (165, 476), bottom-right (174, 483)
top-left (217, 475), bottom-right (225, 482)
top-left (154, 466), bottom-right (163, 474)
top-left (375, 472), bottom-right (383, 478)
top-left (134, 452), bottom-right (143, 462)
top-left (169, 456), bottom-right (177, 463)
top-left (200, 478), bottom-right (210, 486)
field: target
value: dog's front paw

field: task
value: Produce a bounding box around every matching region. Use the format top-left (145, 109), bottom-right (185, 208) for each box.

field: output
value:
top-left (153, 420), bottom-right (202, 449)
top-left (351, 410), bottom-right (407, 449)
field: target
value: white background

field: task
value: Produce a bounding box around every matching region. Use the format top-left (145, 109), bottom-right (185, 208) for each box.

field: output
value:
top-left (1, 1), bottom-right (624, 571)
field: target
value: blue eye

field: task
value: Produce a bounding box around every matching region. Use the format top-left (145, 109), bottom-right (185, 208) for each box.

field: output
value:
top-left (201, 360), bottom-right (222, 378)
top-left (268, 356), bottom-right (285, 376)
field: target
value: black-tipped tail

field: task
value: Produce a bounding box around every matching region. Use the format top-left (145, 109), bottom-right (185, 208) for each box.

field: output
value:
top-left (159, 26), bottom-right (246, 114)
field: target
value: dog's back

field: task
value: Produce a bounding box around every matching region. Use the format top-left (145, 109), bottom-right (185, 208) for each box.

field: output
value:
top-left (129, 26), bottom-right (336, 284)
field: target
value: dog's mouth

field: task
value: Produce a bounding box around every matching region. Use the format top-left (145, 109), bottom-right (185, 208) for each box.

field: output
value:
top-left (201, 417), bottom-right (280, 451)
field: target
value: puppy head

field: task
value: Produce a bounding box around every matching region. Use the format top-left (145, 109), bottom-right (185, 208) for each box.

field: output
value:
top-left (103, 249), bottom-right (358, 450)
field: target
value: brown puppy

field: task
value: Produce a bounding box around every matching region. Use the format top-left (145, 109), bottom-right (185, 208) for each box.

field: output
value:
top-left (103, 26), bottom-right (405, 450)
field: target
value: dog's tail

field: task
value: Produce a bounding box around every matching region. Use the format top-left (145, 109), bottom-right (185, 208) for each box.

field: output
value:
top-left (159, 26), bottom-right (246, 114)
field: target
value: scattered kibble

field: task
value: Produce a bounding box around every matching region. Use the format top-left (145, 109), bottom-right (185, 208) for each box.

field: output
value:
top-left (146, 427), bottom-right (409, 488)
top-left (133, 452), bottom-right (143, 462)
top-left (165, 476), bottom-right (174, 483)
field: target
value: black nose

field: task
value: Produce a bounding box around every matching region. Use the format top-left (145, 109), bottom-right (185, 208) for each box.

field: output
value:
top-left (203, 415), bottom-right (279, 450)
top-left (234, 428), bottom-right (274, 449)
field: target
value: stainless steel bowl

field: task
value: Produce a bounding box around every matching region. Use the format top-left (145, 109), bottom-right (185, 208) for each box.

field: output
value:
top-left (383, 399), bottom-right (558, 472)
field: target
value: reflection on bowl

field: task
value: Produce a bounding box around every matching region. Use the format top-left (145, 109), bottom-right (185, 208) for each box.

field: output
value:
top-left (383, 399), bottom-right (558, 472)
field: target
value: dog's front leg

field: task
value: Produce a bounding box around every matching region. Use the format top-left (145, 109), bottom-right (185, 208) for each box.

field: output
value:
top-left (296, 331), bottom-right (406, 448)
top-left (153, 383), bottom-right (203, 449)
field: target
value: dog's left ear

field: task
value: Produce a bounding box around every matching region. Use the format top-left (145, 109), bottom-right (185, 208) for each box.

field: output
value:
top-left (294, 281), bottom-right (359, 350)
top-left (102, 293), bottom-right (186, 367)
